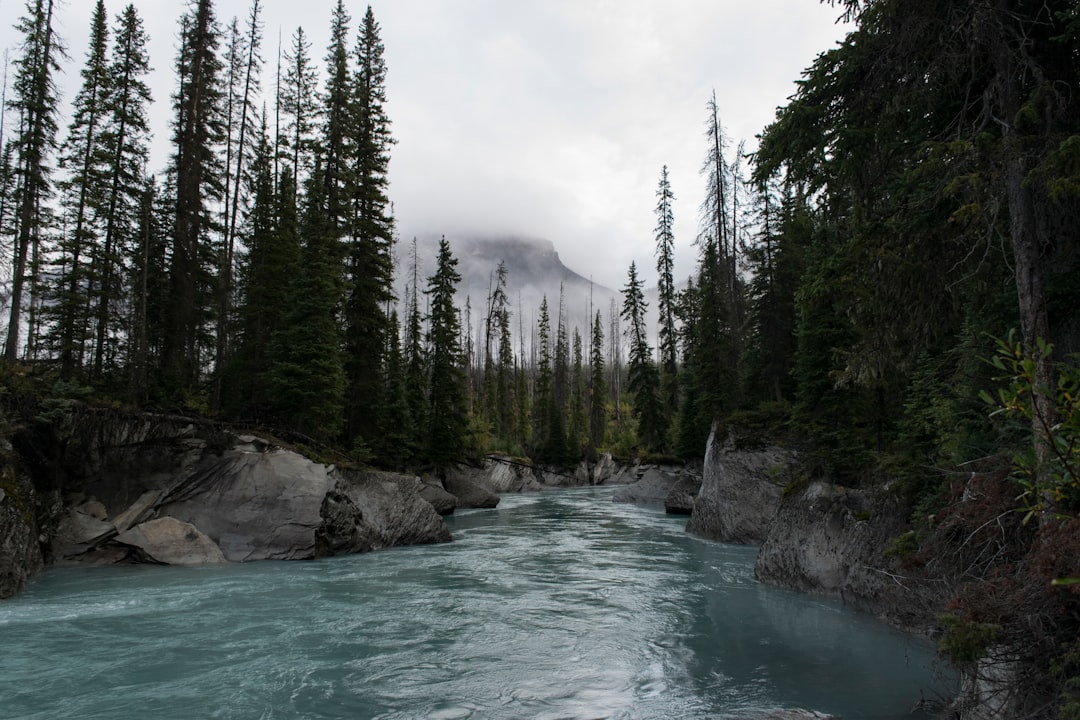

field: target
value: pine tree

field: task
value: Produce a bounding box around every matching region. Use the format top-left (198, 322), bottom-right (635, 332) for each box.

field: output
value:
top-left (215, 0), bottom-right (262, 406)
top-left (49, 0), bottom-right (108, 375)
top-left (588, 309), bottom-right (607, 450)
top-left (93, 2), bottom-right (152, 379)
top-left (533, 296), bottom-right (553, 456)
top-left (229, 114), bottom-right (292, 417)
top-left (279, 26), bottom-right (317, 191)
top-left (404, 239), bottom-right (428, 453)
top-left (622, 261), bottom-right (667, 452)
top-left (654, 164), bottom-right (679, 423)
top-left (126, 175), bottom-right (165, 403)
top-left (163, 0), bottom-right (225, 392)
top-left (343, 5), bottom-right (396, 447)
top-left (5, 0), bottom-right (65, 361)
top-left (425, 236), bottom-right (466, 467)
top-left (267, 163), bottom-right (345, 442)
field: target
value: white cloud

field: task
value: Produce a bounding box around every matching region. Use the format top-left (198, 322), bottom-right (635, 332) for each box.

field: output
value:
top-left (0, 0), bottom-right (850, 290)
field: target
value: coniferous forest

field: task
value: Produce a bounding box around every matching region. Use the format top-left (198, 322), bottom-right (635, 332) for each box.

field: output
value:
top-left (1, 0), bottom-right (1077, 475)
top-left (2, 0), bottom-right (1080, 709)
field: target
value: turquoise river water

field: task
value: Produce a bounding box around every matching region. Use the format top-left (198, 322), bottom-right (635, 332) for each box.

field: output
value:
top-left (0, 487), bottom-right (954, 719)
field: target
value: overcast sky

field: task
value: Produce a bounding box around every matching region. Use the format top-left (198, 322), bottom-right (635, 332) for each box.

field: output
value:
top-left (0, 0), bottom-right (850, 290)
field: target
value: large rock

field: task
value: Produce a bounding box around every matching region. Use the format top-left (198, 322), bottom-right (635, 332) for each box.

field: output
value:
top-left (754, 481), bottom-right (932, 630)
top-left (663, 473), bottom-right (701, 515)
top-left (468, 457), bottom-right (543, 493)
top-left (116, 517), bottom-right (226, 565)
top-left (685, 427), bottom-right (794, 544)
top-left (0, 453), bottom-right (43, 599)
top-left (418, 481), bottom-right (457, 515)
top-left (444, 473), bottom-right (500, 508)
top-left (612, 465), bottom-right (682, 507)
top-left (52, 508), bottom-right (115, 559)
top-left (316, 470), bottom-right (452, 554)
top-left (161, 448), bottom-right (334, 562)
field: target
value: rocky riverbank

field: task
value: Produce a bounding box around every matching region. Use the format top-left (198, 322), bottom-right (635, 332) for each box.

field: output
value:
top-left (0, 405), bottom-right (641, 598)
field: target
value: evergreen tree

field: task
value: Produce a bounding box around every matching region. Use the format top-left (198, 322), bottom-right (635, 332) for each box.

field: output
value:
top-left (403, 245), bottom-right (428, 453)
top-left (569, 327), bottom-right (586, 455)
top-left (5, 0), bottom-right (65, 361)
top-left (588, 309), bottom-right (606, 450)
top-left (674, 276), bottom-right (707, 458)
top-left (163, 0), bottom-right (225, 392)
top-left (267, 163), bottom-right (345, 442)
top-left (343, 4), bottom-right (396, 447)
top-left (621, 261), bottom-right (667, 452)
top-left (533, 296), bottom-right (553, 456)
top-left (93, 2), bottom-right (152, 379)
top-left (425, 236), bottom-right (466, 467)
top-left (279, 26), bottom-right (317, 190)
top-left (229, 115), bottom-right (292, 417)
top-left (377, 310), bottom-right (414, 467)
top-left (49, 0), bottom-right (108, 375)
top-left (654, 165), bottom-right (679, 420)
top-left (215, 0), bottom-right (263, 406)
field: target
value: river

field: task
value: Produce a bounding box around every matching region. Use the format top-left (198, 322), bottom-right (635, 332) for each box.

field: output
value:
top-left (0, 487), bottom-right (952, 719)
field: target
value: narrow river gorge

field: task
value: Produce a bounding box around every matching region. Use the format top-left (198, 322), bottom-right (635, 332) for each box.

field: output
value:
top-left (0, 487), bottom-right (952, 719)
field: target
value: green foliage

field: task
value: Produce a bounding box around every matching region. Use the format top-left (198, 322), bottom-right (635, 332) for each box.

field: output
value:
top-left (424, 237), bottom-right (467, 467)
top-left (937, 613), bottom-right (1000, 667)
top-left (982, 335), bottom-right (1080, 518)
top-left (884, 530), bottom-right (919, 561)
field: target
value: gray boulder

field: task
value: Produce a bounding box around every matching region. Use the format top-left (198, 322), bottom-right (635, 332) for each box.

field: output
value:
top-left (685, 427), bottom-right (794, 544)
top-left (418, 481), bottom-right (458, 515)
top-left (444, 473), bottom-right (500, 508)
top-left (612, 466), bottom-right (681, 507)
top-left (52, 508), bottom-right (115, 560)
top-left (663, 473), bottom-right (701, 515)
top-left (161, 448), bottom-right (334, 562)
top-left (317, 470), bottom-right (452, 554)
top-left (116, 517), bottom-right (226, 565)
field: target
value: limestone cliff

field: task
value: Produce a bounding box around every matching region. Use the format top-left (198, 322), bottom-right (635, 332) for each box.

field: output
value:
top-left (685, 428), bottom-right (795, 544)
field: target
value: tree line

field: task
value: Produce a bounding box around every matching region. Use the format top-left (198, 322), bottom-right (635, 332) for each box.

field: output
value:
top-left (2, 0), bottom-right (1077, 497)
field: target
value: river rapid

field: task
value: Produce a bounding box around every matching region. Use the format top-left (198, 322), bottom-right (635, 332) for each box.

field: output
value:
top-left (0, 487), bottom-right (952, 719)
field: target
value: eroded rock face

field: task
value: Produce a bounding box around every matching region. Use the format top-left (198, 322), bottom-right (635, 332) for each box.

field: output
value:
top-left (2, 408), bottom-right (454, 592)
top-left (685, 428), bottom-right (795, 544)
top-left (754, 481), bottom-right (932, 631)
top-left (316, 470), bottom-right (452, 555)
top-left (116, 517), bottom-right (226, 565)
top-left (161, 448), bottom-right (334, 562)
top-left (444, 473), bottom-right (500, 509)
top-left (664, 473), bottom-right (701, 515)
top-left (0, 453), bottom-right (43, 599)
top-left (612, 466), bottom-right (683, 507)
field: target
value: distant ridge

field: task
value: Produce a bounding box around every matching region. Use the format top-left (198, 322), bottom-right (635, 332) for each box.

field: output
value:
top-left (399, 235), bottom-right (618, 332)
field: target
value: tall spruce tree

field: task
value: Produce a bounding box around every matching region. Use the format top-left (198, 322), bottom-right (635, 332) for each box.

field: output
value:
top-left (425, 236), bottom-right (466, 467)
top-left (654, 164), bottom-right (679, 421)
top-left (163, 0), bottom-right (225, 392)
top-left (49, 0), bottom-right (108, 375)
top-left (621, 261), bottom-right (667, 452)
top-left (588, 309), bottom-right (607, 450)
top-left (267, 162), bottom-right (345, 442)
top-left (279, 26), bottom-right (317, 191)
top-left (93, 2), bottom-right (152, 380)
top-left (343, 4), bottom-right (396, 447)
top-left (214, 0), bottom-right (263, 407)
top-left (5, 0), bottom-right (65, 361)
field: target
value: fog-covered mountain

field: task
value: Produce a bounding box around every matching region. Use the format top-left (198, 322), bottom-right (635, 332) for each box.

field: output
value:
top-left (397, 235), bottom-right (620, 341)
